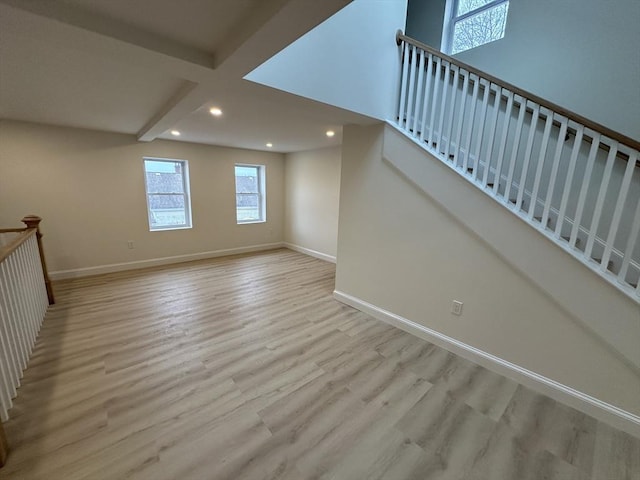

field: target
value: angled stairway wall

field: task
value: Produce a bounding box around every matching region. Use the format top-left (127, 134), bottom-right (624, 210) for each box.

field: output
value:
top-left (334, 123), bottom-right (640, 434)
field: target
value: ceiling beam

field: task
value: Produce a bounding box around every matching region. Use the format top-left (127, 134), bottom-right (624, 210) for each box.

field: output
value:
top-left (137, 81), bottom-right (207, 142)
top-left (0, 1), bottom-right (216, 81)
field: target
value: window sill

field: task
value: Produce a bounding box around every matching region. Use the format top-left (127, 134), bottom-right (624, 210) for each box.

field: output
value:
top-left (149, 225), bottom-right (193, 232)
top-left (237, 220), bottom-right (266, 225)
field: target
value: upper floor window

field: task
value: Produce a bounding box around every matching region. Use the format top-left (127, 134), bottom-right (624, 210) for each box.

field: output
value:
top-left (143, 158), bottom-right (192, 231)
top-left (443, 0), bottom-right (509, 55)
top-left (235, 164), bottom-right (266, 224)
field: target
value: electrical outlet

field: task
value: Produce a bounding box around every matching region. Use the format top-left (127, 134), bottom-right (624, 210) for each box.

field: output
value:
top-left (127, 241), bottom-right (134, 249)
top-left (451, 300), bottom-right (463, 316)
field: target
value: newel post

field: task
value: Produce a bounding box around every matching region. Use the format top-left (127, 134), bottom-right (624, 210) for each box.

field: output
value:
top-left (0, 420), bottom-right (7, 467)
top-left (21, 215), bottom-right (55, 305)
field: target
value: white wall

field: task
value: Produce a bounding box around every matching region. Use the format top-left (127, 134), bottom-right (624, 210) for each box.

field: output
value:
top-left (284, 147), bottom-right (341, 260)
top-left (335, 123), bottom-right (640, 421)
top-left (0, 120), bottom-right (285, 276)
top-left (405, 0), bottom-right (640, 140)
top-left (245, 0), bottom-right (408, 122)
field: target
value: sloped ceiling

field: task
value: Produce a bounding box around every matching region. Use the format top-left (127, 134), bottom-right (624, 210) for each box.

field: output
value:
top-left (0, 0), bottom-right (375, 152)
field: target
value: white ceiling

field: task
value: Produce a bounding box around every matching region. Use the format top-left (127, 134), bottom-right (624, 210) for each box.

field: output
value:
top-left (0, 0), bottom-right (374, 153)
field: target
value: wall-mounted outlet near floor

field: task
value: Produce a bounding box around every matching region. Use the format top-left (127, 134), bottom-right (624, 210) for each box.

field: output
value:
top-left (451, 300), bottom-right (463, 316)
top-left (127, 241), bottom-right (134, 249)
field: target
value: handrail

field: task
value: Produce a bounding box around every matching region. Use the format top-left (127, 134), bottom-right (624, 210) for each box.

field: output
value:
top-left (396, 31), bottom-right (640, 153)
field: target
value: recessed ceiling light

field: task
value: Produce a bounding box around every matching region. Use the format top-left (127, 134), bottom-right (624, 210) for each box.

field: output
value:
top-left (266, 143), bottom-right (273, 148)
top-left (210, 107), bottom-right (223, 116)
top-left (326, 130), bottom-right (335, 137)
top-left (170, 130), bottom-right (181, 136)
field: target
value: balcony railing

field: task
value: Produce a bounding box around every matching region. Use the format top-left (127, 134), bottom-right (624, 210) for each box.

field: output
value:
top-left (395, 32), bottom-right (640, 300)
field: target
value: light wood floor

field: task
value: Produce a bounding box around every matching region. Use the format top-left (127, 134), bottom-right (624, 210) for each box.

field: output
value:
top-left (0, 249), bottom-right (638, 480)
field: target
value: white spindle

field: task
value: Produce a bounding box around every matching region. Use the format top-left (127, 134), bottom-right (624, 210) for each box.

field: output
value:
top-left (482, 84), bottom-right (501, 188)
top-left (436, 61), bottom-right (451, 152)
top-left (462, 75), bottom-right (480, 172)
top-left (443, 66), bottom-right (460, 158)
top-left (428, 57), bottom-right (442, 147)
top-left (601, 151), bottom-right (637, 271)
top-left (503, 96), bottom-right (527, 204)
top-left (493, 91), bottom-right (514, 196)
top-left (0, 229), bottom-right (50, 421)
top-left (472, 80), bottom-right (491, 182)
top-left (419, 53), bottom-right (434, 143)
top-left (453, 70), bottom-right (470, 165)
top-left (570, 132), bottom-right (601, 246)
top-left (412, 49), bottom-right (426, 135)
top-left (1, 260), bottom-right (28, 369)
top-left (554, 125), bottom-right (584, 238)
top-left (618, 187), bottom-right (640, 284)
top-left (541, 116), bottom-right (569, 229)
top-left (584, 142), bottom-right (619, 260)
top-left (405, 45), bottom-right (418, 133)
top-left (397, 42), bottom-right (410, 128)
top-left (0, 264), bottom-right (20, 395)
top-left (527, 109), bottom-right (553, 221)
top-left (515, 103), bottom-right (540, 209)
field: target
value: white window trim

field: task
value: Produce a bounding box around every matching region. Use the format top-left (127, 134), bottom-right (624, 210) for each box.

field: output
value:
top-left (235, 164), bottom-right (266, 225)
top-left (441, 0), bottom-right (509, 55)
top-left (143, 157), bottom-right (193, 231)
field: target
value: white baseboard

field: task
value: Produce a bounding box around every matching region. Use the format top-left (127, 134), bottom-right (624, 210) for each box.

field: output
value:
top-left (50, 242), bottom-right (285, 280)
top-left (333, 289), bottom-right (640, 438)
top-left (284, 243), bottom-right (336, 263)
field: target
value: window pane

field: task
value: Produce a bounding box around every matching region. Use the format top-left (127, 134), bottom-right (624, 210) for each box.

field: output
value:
top-left (148, 194), bottom-right (187, 227)
top-left (144, 160), bottom-right (185, 193)
top-left (452, 2), bottom-right (508, 54)
top-left (456, 0), bottom-right (494, 17)
top-left (236, 194), bottom-right (260, 222)
top-left (235, 166), bottom-right (259, 193)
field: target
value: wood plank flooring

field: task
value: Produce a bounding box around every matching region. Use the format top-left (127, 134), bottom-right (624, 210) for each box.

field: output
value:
top-left (0, 249), bottom-right (638, 479)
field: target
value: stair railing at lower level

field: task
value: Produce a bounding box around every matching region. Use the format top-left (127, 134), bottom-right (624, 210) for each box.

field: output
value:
top-left (0, 215), bottom-right (53, 431)
top-left (395, 31), bottom-right (640, 300)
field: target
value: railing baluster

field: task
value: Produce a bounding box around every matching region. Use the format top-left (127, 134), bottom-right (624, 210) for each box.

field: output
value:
top-left (493, 91), bottom-right (514, 196)
top-left (436, 61), bottom-right (451, 153)
top-left (482, 84), bottom-right (501, 188)
top-left (554, 125), bottom-right (584, 238)
top-left (443, 66), bottom-right (460, 159)
top-left (412, 49), bottom-right (426, 136)
top-left (527, 109), bottom-right (553, 221)
top-left (395, 35), bottom-right (640, 301)
top-left (472, 79), bottom-right (491, 182)
top-left (541, 115), bottom-right (568, 229)
top-left (453, 70), bottom-right (470, 165)
top-left (618, 186), bottom-right (640, 285)
top-left (515, 103), bottom-right (540, 209)
top-left (503, 96), bottom-right (527, 204)
top-left (462, 74), bottom-right (480, 173)
top-left (397, 41), bottom-right (410, 129)
top-left (419, 52), bottom-right (434, 143)
top-left (584, 142), bottom-right (619, 260)
top-left (428, 57), bottom-right (442, 148)
top-left (405, 45), bottom-right (418, 134)
top-left (601, 151), bottom-right (637, 271)
top-left (570, 131), bottom-right (600, 247)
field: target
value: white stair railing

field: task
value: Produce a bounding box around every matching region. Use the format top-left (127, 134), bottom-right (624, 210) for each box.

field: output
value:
top-left (0, 216), bottom-right (53, 421)
top-left (395, 32), bottom-right (640, 300)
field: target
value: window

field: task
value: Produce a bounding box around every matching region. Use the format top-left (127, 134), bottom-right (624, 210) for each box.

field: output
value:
top-left (143, 158), bottom-right (192, 230)
top-left (235, 164), bottom-right (265, 223)
top-left (442, 0), bottom-right (509, 55)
